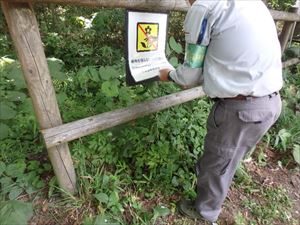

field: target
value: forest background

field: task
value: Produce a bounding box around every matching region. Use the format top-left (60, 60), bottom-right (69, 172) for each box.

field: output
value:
top-left (0, 0), bottom-right (299, 224)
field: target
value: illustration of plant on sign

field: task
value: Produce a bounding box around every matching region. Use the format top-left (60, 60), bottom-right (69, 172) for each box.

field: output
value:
top-left (137, 23), bottom-right (159, 52)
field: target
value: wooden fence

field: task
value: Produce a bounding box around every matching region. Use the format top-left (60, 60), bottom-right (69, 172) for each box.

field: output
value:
top-left (1, 0), bottom-right (299, 193)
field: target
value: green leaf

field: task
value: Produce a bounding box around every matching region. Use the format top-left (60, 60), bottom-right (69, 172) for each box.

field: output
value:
top-left (153, 205), bottom-right (170, 217)
top-left (102, 175), bottom-right (109, 186)
top-left (77, 66), bottom-right (89, 77)
top-left (43, 163), bottom-right (52, 171)
top-left (0, 200), bottom-right (33, 225)
top-left (48, 176), bottom-right (57, 197)
top-left (99, 66), bottom-right (110, 80)
top-left (0, 102), bottom-right (17, 120)
top-left (88, 67), bottom-right (100, 82)
top-left (82, 216), bottom-right (94, 225)
top-left (0, 57), bottom-right (15, 72)
top-left (0, 177), bottom-right (14, 194)
top-left (33, 179), bottom-right (45, 189)
top-left (94, 215), bottom-right (119, 225)
top-left (27, 160), bottom-right (40, 171)
top-left (6, 162), bottom-right (26, 178)
top-left (19, 98), bottom-right (34, 114)
top-left (101, 80), bottom-right (120, 97)
top-left (56, 92), bottom-right (68, 105)
top-left (92, 12), bottom-right (106, 29)
top-left (293, 145), bottom-right (300, 165)
top-left (169, 36), bottom-right (183, 54)
top-left (275, 129), bottom-right (292, 151)
top-left (166, 43), bottom-right (171, 56)
top-left (47, 57), bottom-right (67, 80)
top-left (0, 161), bottom-right (6, 176)
top-left (25, 186), bottom-right (36, 195)
top-left (8, 187), bottom-right (23, 200)
top-left (108, 191), bottom-right (119, 207)
top-left (171, 176), bottom-right (179, 187)
top-left (169, 57), bottom-right (179, 67)
top-left (0, 123), bottom-right (11, 140)
top-left (7, 64), bottom-right (26, 90)
top-left (77, 67), bottom-right (90, 88)
top-left (99, 66), bottom-right (119, 80)
top-left (119, 86), bottom-right (133, 103)
top-left (6, 91), bottom-right (27, 102)
top-left (94, 193), bottom-right (109, 204)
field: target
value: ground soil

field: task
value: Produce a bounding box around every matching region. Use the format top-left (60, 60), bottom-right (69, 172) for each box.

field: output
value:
top-left (29, 148), bottom-right (300, 225)
top-left (219, 148), bottom-right (300, 225)
top-left (157, 147), bottom-right (300, 225)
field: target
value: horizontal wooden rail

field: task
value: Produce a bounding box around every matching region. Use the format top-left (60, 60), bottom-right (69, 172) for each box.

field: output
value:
top-left (283, 58), bottom-right (300, 68)
top-left (5, 0), bottom-right (300, 21)
top-left (270, 10), bottom-right (300, 22)
top-left (42, 86), bottom-right (205, 148)
top-left (6, 0), bottom-right (191, 11)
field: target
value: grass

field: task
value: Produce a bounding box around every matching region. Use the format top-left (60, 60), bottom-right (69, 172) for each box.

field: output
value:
top-left (242, 186), bottom-right (295, 225)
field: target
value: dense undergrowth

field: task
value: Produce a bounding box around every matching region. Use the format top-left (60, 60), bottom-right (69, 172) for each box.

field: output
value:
top-left (0, 3), bottom-right (299, 225)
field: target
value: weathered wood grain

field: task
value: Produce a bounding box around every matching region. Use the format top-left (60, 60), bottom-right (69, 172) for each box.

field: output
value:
top-left (279, 7), bottom-right (299, 53)
top-left (6, 0), bottom-right (191, 11)
top-left (270, 9), bottom-right (300, 22)
top-left (1, 1), bottom-right (76, 193)
top-left (283, 58), bottom-right (300, 68)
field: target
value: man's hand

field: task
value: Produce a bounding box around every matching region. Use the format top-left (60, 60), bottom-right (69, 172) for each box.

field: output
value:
top-left (159, 68), bottom-right (191, 89)
top-left (159, 69), bottom-right (172, 81)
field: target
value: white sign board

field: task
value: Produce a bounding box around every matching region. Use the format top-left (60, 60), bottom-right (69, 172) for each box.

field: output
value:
top-left (126, 10), bottom-right (174, 85)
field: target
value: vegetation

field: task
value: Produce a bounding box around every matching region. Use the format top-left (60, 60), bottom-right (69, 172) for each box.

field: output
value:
top-left (0, 2), bottom-right (299, 225)
top-left (267, 0), bottom-right (297, 11)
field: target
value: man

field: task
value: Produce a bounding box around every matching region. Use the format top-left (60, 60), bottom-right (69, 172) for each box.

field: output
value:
top-left (160, 0), bottom-right (282, 224)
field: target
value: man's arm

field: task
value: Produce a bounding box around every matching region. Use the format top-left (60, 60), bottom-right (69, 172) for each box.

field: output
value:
top-left (160, 4), bottom-right (210, 88)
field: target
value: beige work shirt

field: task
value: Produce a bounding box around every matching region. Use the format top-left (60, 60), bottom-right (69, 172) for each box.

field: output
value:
top-left (170, 0), bottom-right (283, 98)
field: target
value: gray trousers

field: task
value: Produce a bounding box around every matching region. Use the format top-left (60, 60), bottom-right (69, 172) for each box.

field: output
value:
top-left (195, 93), bottom-right (282, 222)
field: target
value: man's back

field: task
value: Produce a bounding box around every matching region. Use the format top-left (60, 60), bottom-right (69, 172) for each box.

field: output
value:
top-left (192, 0), bottom-right (283, 97)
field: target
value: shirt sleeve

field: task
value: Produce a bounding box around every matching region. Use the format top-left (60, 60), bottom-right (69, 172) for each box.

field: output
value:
top-left (169, 5), bottom-right (211, 88)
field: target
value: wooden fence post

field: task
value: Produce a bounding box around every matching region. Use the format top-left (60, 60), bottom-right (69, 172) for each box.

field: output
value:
top-left (279, 7), bottom-right (298, 53)
top-left (1, 1), bottom-right (76, 193)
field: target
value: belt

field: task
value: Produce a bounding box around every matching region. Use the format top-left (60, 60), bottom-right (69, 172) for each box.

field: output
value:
top-left (213, 92), bottom-right (278, 101)
top-left (227, 95), bottom-right (259, 100)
